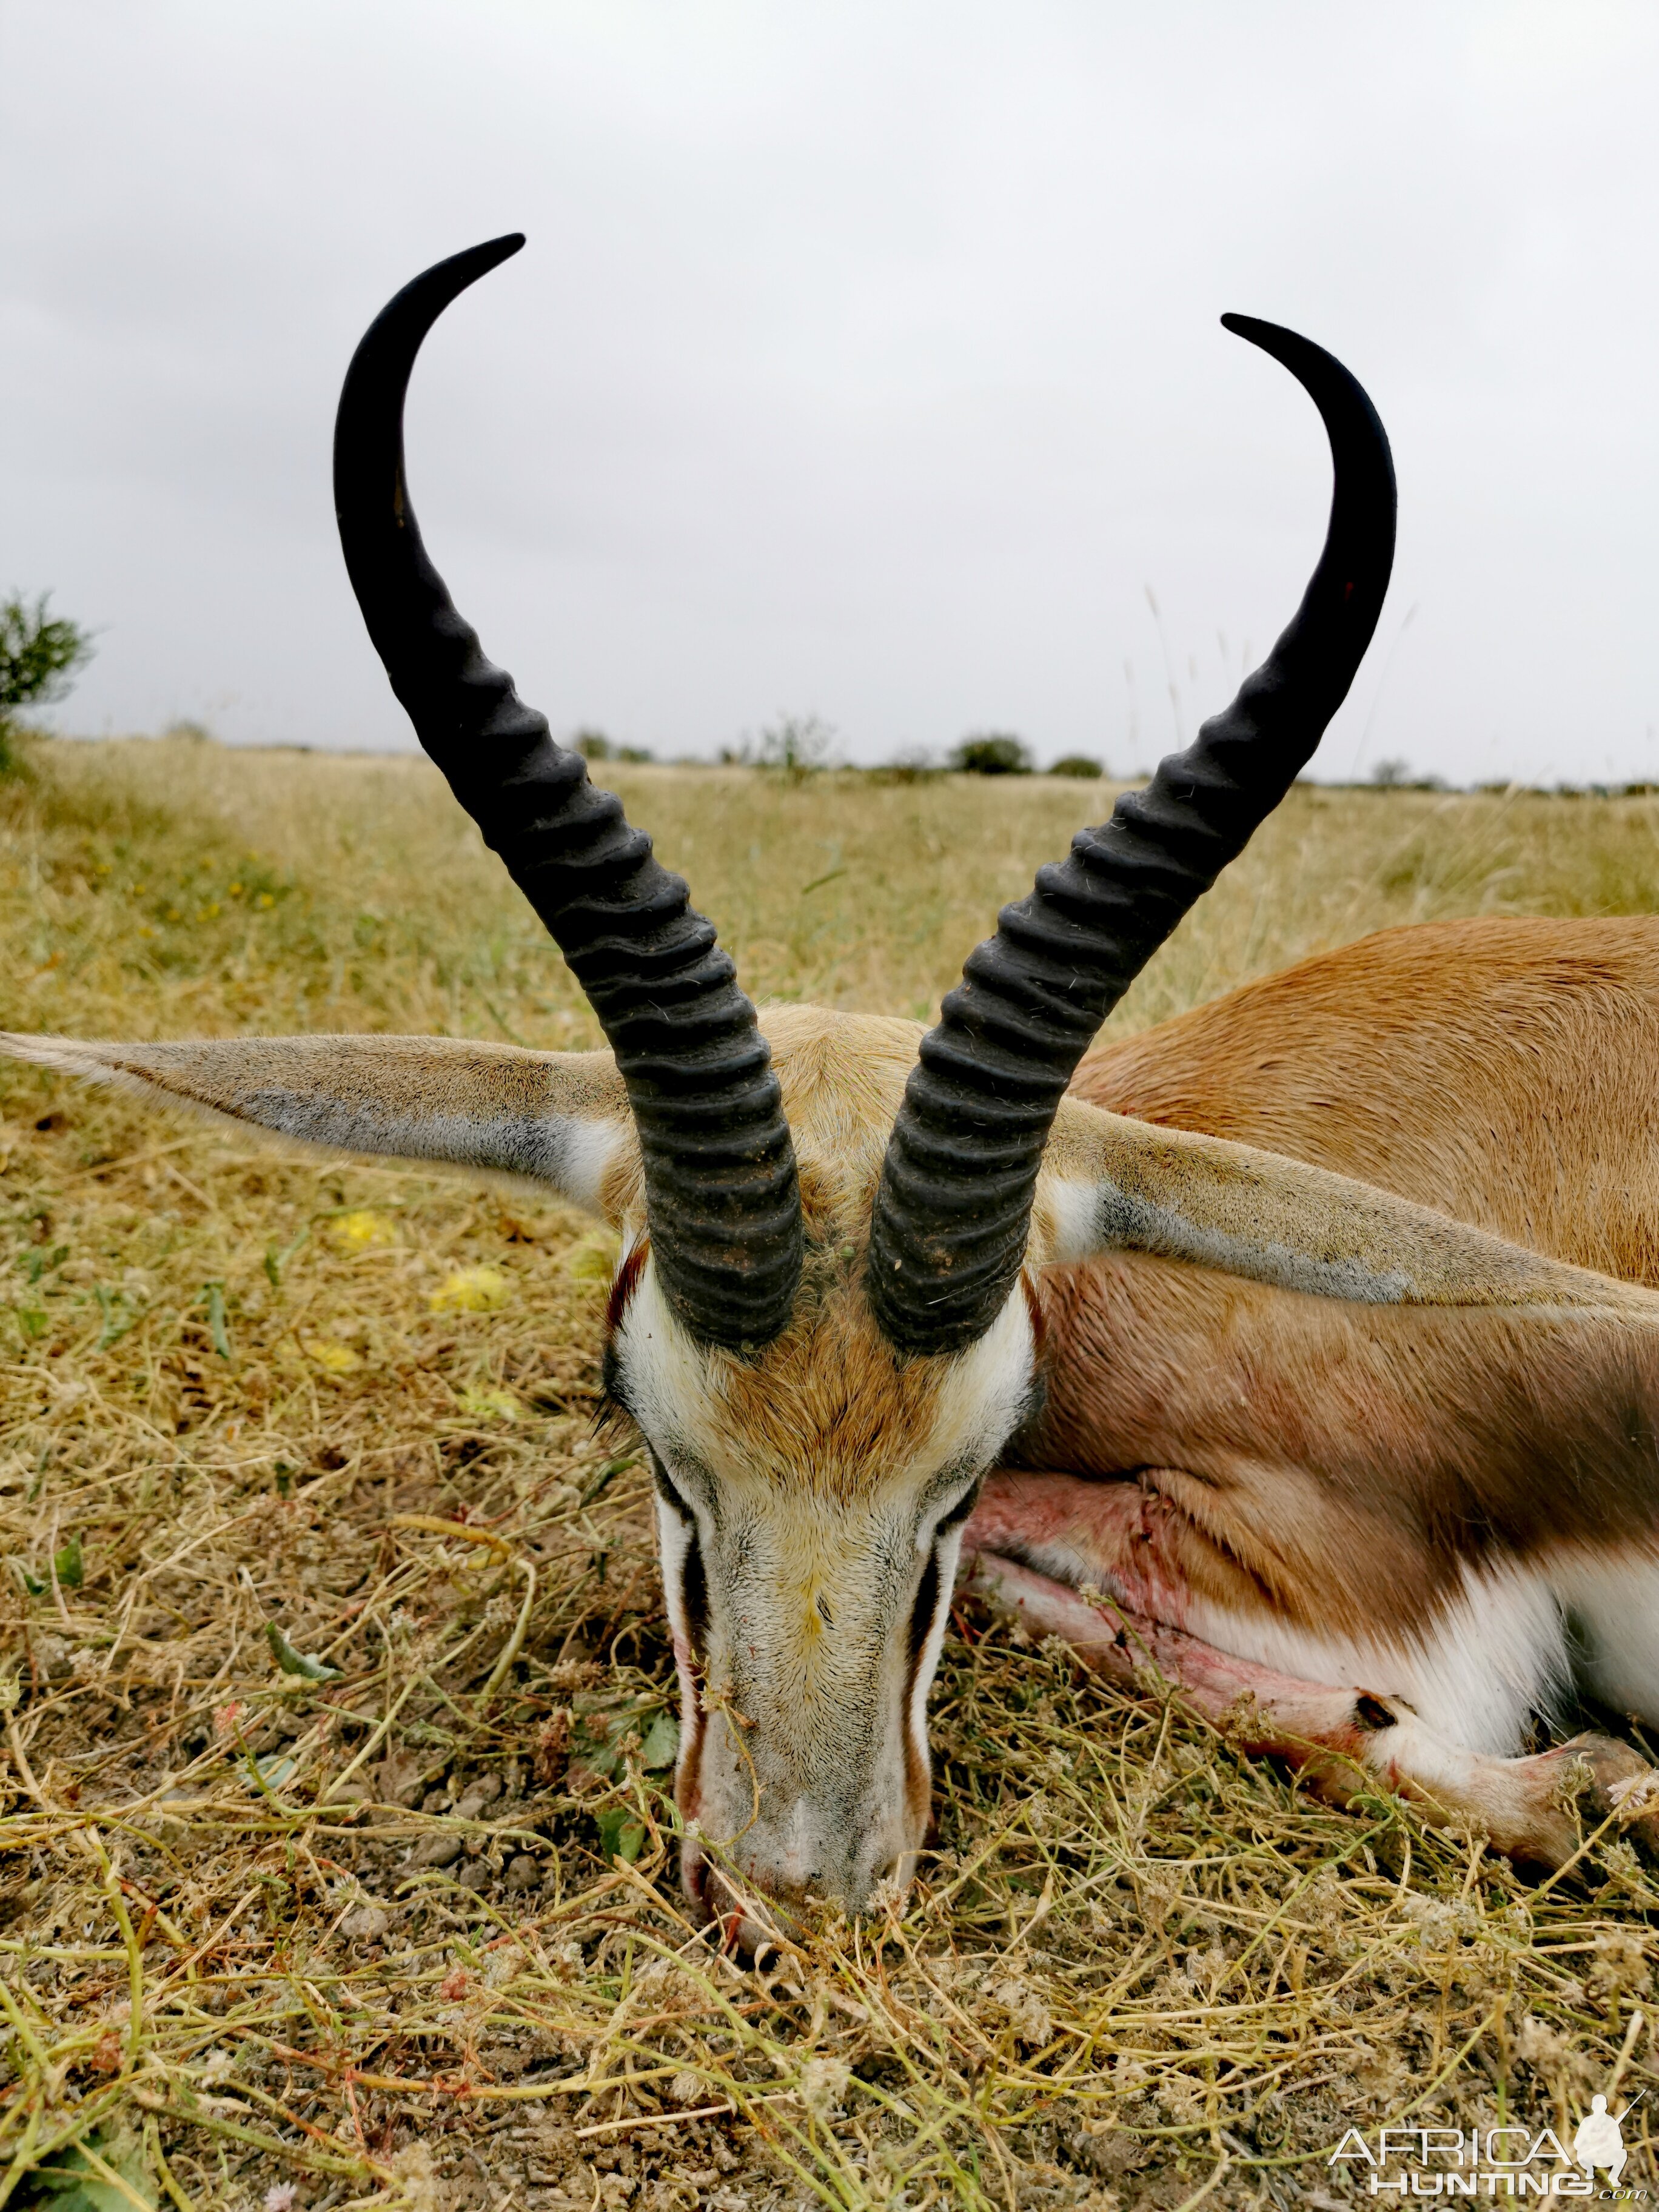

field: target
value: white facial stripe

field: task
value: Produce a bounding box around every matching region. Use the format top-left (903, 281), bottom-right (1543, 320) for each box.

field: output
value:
top-left (1051, 1173), bottom-right (1413, 1304)
top-left (908, 1525), bottom-right (966, 1765)
top-left (654, 1497), bottom-right (704, 1777)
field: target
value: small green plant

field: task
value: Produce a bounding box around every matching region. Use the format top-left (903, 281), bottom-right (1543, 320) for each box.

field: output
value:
top-left (1048, 752), bottom-right (1105, 779)
top-left (950, 732), bottom-right (1031, 775)
top-left (1371, 756), bottom-right (1448, 793)
top-left (577, 728), bottom-right (654, 765)
top-left (866, 747), bottom-right (942, 785)
top-left (0, 591), bottom-right (93, 771)
top-left (759, 712), bottom-right (837, 779)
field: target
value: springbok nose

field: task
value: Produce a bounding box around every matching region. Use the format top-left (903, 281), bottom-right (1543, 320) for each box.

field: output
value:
top-left (681, 1820), bottom-right (917, 1945)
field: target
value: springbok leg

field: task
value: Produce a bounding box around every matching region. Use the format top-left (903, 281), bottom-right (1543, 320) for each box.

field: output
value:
top-left (965, 1548), bottom-right (1659, 1871)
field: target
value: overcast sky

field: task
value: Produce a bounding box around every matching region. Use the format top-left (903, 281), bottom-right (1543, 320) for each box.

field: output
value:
top-left (3, 2), bottom-right (1657, 783)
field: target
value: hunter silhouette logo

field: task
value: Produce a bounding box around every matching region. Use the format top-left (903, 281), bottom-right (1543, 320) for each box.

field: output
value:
top-left (1572, 2094), bottom-right (1632, 2189)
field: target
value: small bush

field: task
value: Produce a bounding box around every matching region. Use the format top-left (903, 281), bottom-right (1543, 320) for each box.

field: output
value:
top-left (576, 729), bottom-right (654, 766)
top-left (1369, 757), bottom-right (1447, 793)
top-left (1048, 753), bottom-right (1105, 779)
top-left (759, 713), bottom-right (838, 779)
top-left (0, 591), bottom-right (93, 771)
top-left (865, 747), bottom-right (942, 786)
top-left (950, 732), bottom-right (1031, 776)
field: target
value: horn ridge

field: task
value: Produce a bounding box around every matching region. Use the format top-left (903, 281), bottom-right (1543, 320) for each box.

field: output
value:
top-left (334, 238), bottom-right (802, 1351)
top-left (868, 316), bottom-right (1396, 1356)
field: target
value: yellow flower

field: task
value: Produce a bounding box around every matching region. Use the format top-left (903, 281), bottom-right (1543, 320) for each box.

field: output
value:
top-left (456, 1384), bottom-right (523, 1421)
top-left (429, 1265), bottom-right (511, 1314)
top-left (302, 1337), bottom-right (361, 1374)
top-left (330, 1209), bottom-right (397, 1252)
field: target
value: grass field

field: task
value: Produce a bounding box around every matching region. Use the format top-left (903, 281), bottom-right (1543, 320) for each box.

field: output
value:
top-left (4, 736), bottom-right (1659, 2211)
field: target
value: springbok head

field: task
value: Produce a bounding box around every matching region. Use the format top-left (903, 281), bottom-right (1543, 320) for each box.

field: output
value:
top-left (3, 238), bottom-right (1415, 1932)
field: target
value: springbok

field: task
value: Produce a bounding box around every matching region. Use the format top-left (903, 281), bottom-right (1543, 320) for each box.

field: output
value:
top-left (9, 238), bottom-right (1659, 1934)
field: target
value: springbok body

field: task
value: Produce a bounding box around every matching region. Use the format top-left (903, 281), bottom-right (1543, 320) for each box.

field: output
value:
top-left (10, 239), bottom-right (1659, 1932)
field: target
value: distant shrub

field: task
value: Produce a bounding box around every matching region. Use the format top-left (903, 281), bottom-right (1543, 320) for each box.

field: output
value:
top-left (0, 591), bottom-right (93, 771)
top-left (950, 733), bottom-right (1031, 776)
top-left (759, 714), bottom-right (838, 780)
top-left (1370, 757), bottom-right (1447, 793)
top-left (865, 747), bottom-right (941, 786)
top-left (163, 719), bottom-right (215, 743)
top-left (575, 729), bottom-right (654, 766)
top-left (1048, 753), bottom-right (1104, 779)
top-left (867, 762), bottom-right (943, 786)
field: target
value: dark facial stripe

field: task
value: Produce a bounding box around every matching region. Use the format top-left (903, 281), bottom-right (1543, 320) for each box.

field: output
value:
top-left (908, 1551), bottom-right (942, 1677)
top-left (605, 1239), bottom-right (649, 1335)
top-left (934, 1473), bottom-right (985, 1539)
top-left (681, 1532), bottom-right (709, 1655)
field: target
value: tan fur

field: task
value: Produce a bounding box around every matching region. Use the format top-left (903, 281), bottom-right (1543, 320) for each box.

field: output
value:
top-left (0, 1029), bottom-right (625, 1125)
top-left (1073, 916), bottom-right (1659, 1281)
top-left (1042, 1096), bottom-right (1659, 1320)
top-left (0, 1031), bottom-right (629, 1208)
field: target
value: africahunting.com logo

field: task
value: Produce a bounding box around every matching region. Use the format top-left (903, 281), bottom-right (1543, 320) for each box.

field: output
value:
top-left (1329, 2095), bottom-right (1644, 2196)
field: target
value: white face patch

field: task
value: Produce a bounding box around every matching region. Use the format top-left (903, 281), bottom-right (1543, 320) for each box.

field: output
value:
top-left (926, 1286), bottom-right (1040, 1473)
top-left (613, 1256), bottom-right (734, 1478)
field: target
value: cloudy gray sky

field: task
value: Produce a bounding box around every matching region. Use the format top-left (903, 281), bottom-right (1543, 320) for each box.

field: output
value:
top-left (3, 2), bottom-right (1656, 782)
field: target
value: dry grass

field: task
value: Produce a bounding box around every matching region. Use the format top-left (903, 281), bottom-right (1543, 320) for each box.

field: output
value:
top-left (4, 737), bottom-right (1659, 2211)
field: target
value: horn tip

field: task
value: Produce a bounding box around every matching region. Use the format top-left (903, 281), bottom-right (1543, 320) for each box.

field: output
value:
top-left (468, 231), bottom-right (528, 271)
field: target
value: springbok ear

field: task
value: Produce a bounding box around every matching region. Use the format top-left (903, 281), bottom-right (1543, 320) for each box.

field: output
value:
top-left (0, 1032), bottom-right (631, 1221)
top-left (1043, 1099), bottom-right (1659, 1322)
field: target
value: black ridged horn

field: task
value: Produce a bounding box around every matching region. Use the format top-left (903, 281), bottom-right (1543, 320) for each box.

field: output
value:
top-left (868, 317), bottom-right (1396, 1356)
top-left (333, 236), bottom-right (801, 1352)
